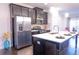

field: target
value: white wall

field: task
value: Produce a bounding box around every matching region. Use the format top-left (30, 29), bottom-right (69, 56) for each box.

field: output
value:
top-left (0, 3), bottom-right (11, 49)
top-left (48, 7), bottom-right (67, 32)
top-left (0, 3), bottom-right (33, 49)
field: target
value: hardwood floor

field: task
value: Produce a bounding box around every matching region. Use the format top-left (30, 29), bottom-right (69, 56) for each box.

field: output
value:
top-left (0, 37), bottom-right (79, 55)
top-left (17, 46), bottom-right (33, 55)
top-left (61, 37), bottom-right (79, 55)
top-left (0, 46), bottom-right (33, 55)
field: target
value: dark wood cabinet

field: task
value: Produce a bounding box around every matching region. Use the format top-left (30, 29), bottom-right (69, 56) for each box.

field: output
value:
top-left (12, 5), bottom-right (22, 16)
top-left (10, 4), bottom-right (29, 17)
top-left (43, 12), bottom-right (48, 24)
top-left (33, 38), bottom-right (45, 55)
top-left (10, 4), bottom-right (48, 24)
top-left (22, 7), bottom-right (29, 17)
top-left (33, 37), bottom-right (69, 55)
top-left (36, 8), bottom-right (43, 20)
top-left (45, 41), bottom-right (57, 55)
top-left (33, 7), bottom-right (48, 24)
top-left (34, 7), bottom-right (43, 24)
top-left (29, 8), bottom-right (36, 24)
top-left (33, 38), bottom-right (57, 55)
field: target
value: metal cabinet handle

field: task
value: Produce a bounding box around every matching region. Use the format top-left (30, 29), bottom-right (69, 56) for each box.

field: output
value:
top-left (37, 41), bottom-right (40, 45)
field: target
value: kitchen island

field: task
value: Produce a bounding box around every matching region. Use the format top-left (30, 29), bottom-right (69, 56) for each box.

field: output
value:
top-left (32, 31), bottom-right (78, 55)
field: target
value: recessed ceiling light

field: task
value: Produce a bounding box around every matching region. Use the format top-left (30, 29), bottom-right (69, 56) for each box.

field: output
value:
top-left (65, 12), bottom-right (69, 18)
top-left (44, 3), bottom-right (48, 5)
top-left (56, 7), bottom-right (62, 11)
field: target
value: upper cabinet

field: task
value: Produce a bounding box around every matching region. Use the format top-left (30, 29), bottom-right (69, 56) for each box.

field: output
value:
top-left (43, 12), bottom-right (48, 24)
top-left (10, 4), bottom-right (36, 24)
top-left (29, 8), bottom-right (36, 24)
top-left (12, 5), bottom-right (22, 16)
top-left (10, 4), bottom-right (29, 17)
top-left (33, 7), bottom-right (48, 24)
top-left (10, 4), bottom-right (48, 24)
top-left (22, 7), bottom-right (29, 17)
top-left (34, 7), bottom-right (43, 24)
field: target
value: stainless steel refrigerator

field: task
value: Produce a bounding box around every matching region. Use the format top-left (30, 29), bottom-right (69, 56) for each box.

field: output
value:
top-left (12, 16), bottom-right (32, 49)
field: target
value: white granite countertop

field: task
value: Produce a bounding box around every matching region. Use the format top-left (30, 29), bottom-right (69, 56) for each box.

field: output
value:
top-left (32, 31), bottom-right (78, 43)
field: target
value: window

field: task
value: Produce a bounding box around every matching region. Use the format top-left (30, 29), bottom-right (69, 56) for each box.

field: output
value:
top-left (69, 17), bottom-right (79, 32)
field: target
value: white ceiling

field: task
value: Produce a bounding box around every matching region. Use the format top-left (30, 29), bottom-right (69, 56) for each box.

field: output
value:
top-left (25, 3), bottom-right (48, 10)
top-left (26, 3), bottom-right (79, 17)
top-left (26, 3), bottom-right (79, 10)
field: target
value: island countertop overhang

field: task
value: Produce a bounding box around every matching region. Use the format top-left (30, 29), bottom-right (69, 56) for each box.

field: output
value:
top-left (32, 31), bottom-right (78, 43)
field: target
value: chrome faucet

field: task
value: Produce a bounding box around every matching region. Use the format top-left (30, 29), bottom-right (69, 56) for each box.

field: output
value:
top-left (53, 25), bottom-right (59, 33)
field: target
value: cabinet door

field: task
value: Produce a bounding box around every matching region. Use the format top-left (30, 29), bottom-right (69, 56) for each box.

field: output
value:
top-left (34, 7), bottom-right (43, 24)
top-left (29, 8), bottom-right (36, 24)
top-left (12, 5), bottom-right (22, 16)
top-left (33, 38), bottom-right (45, 55)
top-left (37, 9), bottom-right (43, 19)
top-left (45, 41), bottom-right (56, 55)
top-left (37, 10), bottom-right (44, 24)
top-left (43, 12), bottom-right (48, 24)
top-left (22, 7), bottom-right (29, 17)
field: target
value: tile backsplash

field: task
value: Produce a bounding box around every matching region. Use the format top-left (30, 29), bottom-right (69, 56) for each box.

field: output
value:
top-left (31, 24), bottom-right (49, 30)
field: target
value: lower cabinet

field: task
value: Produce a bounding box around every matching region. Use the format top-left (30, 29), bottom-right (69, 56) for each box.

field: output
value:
top-left (33, 38), bottom-right (45, 55)
top-left (45, 41), bottom-right (57, 55)
top-left (33, 38), bottom-right (56, 55)
top-left (33, 37), bottom-right (69, 55)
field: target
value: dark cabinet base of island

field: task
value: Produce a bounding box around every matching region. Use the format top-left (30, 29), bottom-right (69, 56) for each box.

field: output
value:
top-left (33, 37), bottom-right (69, 55)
